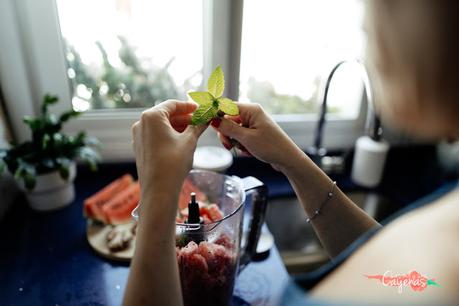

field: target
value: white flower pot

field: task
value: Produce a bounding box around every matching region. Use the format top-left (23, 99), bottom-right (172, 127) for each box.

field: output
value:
top-left (17, 162), bottom-right (77, 211)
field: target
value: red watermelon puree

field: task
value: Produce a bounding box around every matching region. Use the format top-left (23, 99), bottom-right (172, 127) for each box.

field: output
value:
top-left (176, 234), bottom-right (237, 306)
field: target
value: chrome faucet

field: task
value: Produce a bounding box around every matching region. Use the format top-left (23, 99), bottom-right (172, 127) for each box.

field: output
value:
top-left (308, 60), bottom-right (382, 173)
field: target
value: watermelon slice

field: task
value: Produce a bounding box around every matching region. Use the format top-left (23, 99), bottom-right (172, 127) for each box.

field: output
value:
top-left (102, 182), bottom-right (141, 225)
top-left (83, 174), bottom-right (133, 222)
top-left (176, 202), bottom-right (224, 224)
top-left (200, 204), bottom-right (223, 222)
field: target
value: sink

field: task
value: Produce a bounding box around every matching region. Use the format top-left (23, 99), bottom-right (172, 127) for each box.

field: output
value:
top-left (265, 191), bottom-right (397, 274)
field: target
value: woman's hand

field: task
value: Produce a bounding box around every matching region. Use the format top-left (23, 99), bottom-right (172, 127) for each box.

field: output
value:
top-left (212, 102), bottom-right (380, 259)
top-left (212, 102), bottom-right (304, 172)
top-left (131, 100), bottom-right (208, 197)
top-left (126, 101), bottom-right (203, 306)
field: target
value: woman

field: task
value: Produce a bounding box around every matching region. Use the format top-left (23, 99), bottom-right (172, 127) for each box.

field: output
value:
top-left (124, 1), bottom-right (459, 305)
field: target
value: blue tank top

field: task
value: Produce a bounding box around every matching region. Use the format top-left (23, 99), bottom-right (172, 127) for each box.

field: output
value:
top-left (278, 181), bottom-right (459, 306)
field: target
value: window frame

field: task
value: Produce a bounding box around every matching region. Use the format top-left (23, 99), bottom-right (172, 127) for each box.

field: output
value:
top-left (0, 0), bottom-right (366, 160)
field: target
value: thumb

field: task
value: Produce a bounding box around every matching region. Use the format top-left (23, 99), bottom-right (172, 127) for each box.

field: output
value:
top-left (217, 118), bottom-right (246, 141)
top-left (184, 123), bottom-right (208, 139)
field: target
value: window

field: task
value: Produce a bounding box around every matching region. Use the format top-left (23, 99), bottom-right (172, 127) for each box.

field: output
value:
top-left (239, 0), bottom-right (365, 118)
top-left (0, 0), bottom-right (367, 159)
top-left (56, 0), bottom-right (203, 111)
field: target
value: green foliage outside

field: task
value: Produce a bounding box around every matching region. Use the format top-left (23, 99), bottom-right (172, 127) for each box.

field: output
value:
top-left (247, 77), bottom-right (323, 115)
top-left (65, 36), bottom-right (331, 115)
top-left (64, 36), bottom-right (199, 110)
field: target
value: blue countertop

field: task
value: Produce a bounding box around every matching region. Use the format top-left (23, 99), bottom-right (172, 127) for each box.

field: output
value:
top-left (0, 145), bottom-right (449, 305)
top-left (0, 163), bottom-right (290, 306)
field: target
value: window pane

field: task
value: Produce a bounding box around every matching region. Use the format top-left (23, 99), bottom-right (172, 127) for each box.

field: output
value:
top-left (240, 0), bottom-right (365, 117)
top-left (56, 0), bottom-right (203, 111)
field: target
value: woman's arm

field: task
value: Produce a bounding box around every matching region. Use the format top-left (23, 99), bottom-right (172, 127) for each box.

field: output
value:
top-left (213, 102), bottom-right (380, 258)
top-left (123, 186), bottom-right (182, 306)
top-left (279, 148), bottom-right (380, 257)
top-left (123, 100), bottom-right (207, 306)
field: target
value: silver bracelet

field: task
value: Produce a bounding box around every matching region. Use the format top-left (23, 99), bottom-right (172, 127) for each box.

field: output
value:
top-left (306, 181), bottom-right (337, 223)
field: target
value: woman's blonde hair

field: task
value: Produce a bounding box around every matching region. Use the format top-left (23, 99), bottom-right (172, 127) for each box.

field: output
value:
top-left (365, 0), bottom-right (459, 138)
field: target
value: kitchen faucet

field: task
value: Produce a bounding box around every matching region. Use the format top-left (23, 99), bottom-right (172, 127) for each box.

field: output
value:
top-left (308, 60), bottom-right (383, 174)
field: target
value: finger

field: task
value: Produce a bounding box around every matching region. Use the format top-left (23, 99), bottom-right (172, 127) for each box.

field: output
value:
top-left (170, 114), bottom-right (192, 128)
top-left (184, 123), bottom-right (209, 139)
top-left (234, 102), bottom-right (262, 115)
top-left (223, 115), bottom-right (242, 125)
top-left (236, 148), bottom-right (252, 157)
top-left (131, 120), bottom-right (140, 141)
top-left (173, 125), bottom-right (188, 133)
top-left (131, 120), bottom-right (140, 135)
top-left (217, 132), bottom-right (233, 150)
top-left (228, 102), bottom-right (264, 127)
top-left (154, 100), bottom-right (198, 117)
top-left (217, 118), bottom-right (247, 141)
top-left (235, 142), bottom-right (252, 156)
top-left (131, 121), bottom-right (139, 147)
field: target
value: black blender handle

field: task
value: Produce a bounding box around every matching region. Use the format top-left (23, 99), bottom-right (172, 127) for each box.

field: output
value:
top-left (238, 176), bottom-right (269, 270)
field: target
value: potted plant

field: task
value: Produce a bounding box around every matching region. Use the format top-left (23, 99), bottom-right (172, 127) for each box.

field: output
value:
top-left (0, 95), bottom-right (100, 211)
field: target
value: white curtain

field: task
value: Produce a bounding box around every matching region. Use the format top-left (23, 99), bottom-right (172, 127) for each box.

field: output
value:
top-left (0, 100), bottom-right (18, 221)
top-left (0, 101), bottom-right (11, 148)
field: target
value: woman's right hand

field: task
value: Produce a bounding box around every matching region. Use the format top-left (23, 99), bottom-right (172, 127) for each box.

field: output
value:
top-left (212, 102), bottom-right (305, 172)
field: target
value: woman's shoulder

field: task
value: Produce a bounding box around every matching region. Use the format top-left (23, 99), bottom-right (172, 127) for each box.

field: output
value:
top-left (311, 189), bottom-right (459, 304)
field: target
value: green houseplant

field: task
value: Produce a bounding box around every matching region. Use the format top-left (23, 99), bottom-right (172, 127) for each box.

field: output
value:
top-left (0, 94), bottom-right (100, 211)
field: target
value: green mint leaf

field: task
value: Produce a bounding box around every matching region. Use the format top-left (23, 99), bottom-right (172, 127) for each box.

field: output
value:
top-left (207, 65), bottom-right (224, 98)
top-left (191, 104), bottom-right (218, 125)
top-left (188, 91), bottom-right (213, 105)
top-left (217, 98), bottom-right (239, 116)
top-left (189, 65), bottom-right (239, 125)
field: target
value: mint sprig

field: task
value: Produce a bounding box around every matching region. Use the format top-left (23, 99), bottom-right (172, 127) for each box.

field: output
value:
top-left (189, 66), bottom-right (239, 125)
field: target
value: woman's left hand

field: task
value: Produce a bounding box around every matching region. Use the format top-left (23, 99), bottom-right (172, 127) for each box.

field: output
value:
top-left (131, 100), bottom-right (208, 198)
top-left (126, 100), bottom-right (205, 306)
